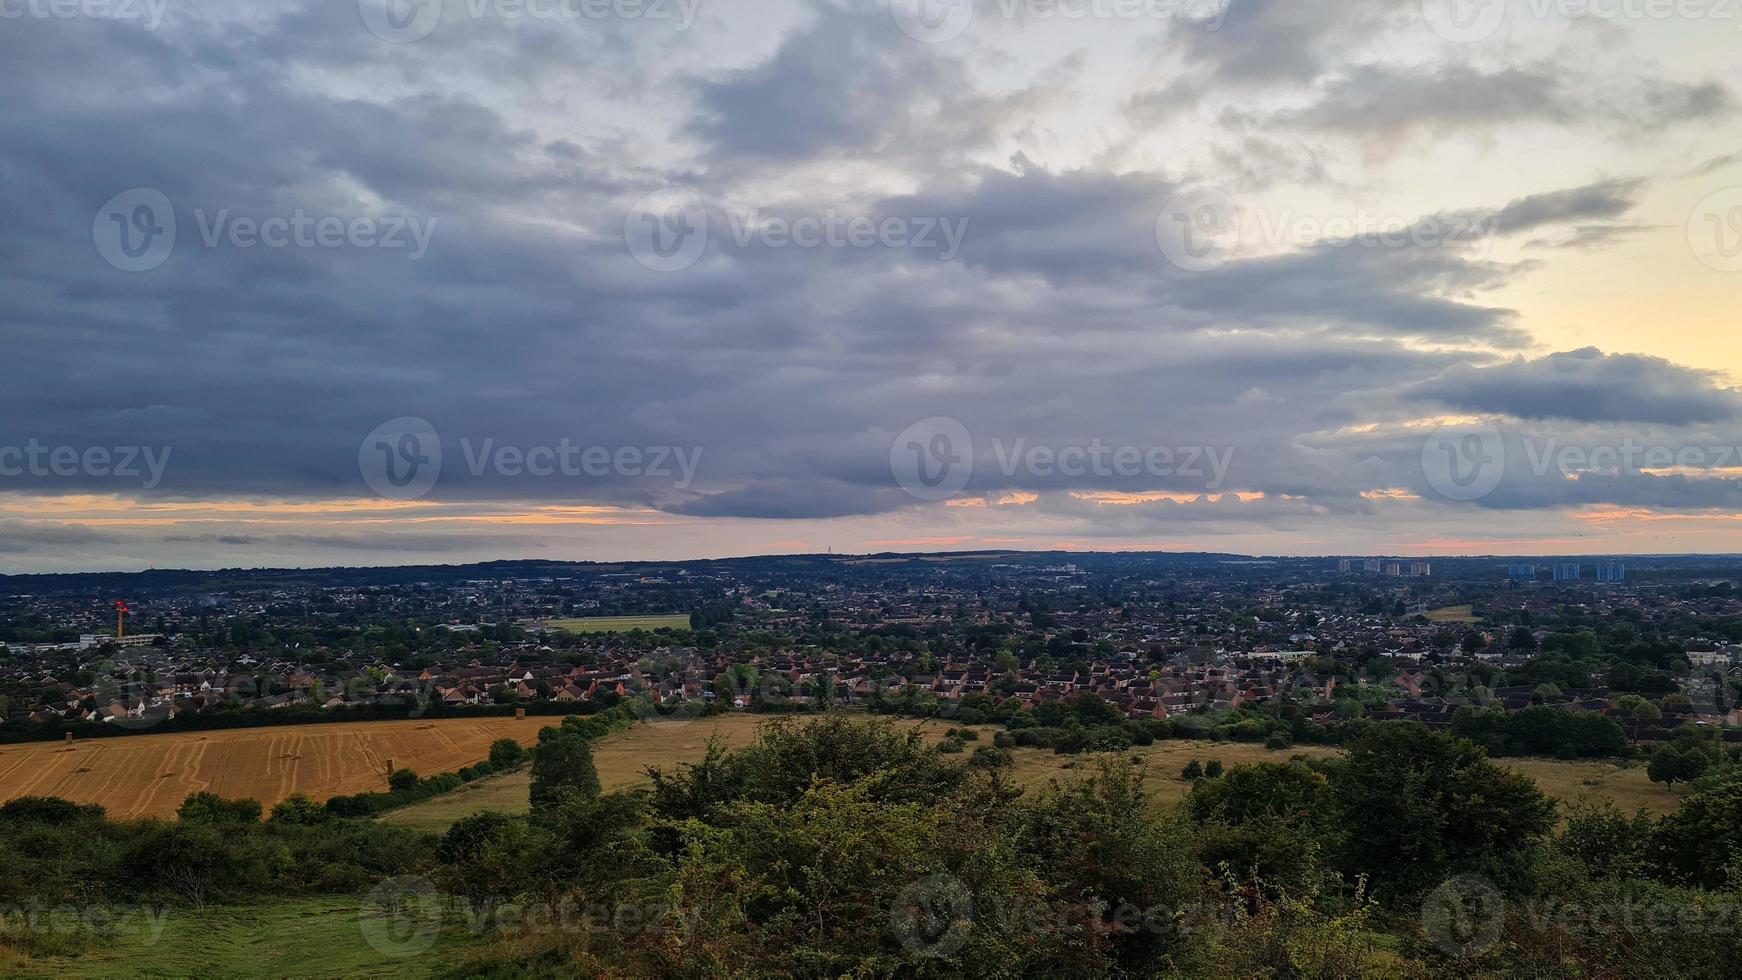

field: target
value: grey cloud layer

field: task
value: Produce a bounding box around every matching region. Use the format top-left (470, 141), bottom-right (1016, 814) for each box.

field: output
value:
top-left (0, 0), bottom-right (1734, 558)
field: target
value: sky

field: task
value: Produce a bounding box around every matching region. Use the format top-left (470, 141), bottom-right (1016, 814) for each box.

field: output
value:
top-left (3, 0), bottom-right (1742, 572)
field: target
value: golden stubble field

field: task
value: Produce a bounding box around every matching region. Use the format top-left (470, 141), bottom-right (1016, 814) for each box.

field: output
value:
top-left (0, 717), bottom-right (554, 819)
top-left (0, 712), bottom-right (1685, 828)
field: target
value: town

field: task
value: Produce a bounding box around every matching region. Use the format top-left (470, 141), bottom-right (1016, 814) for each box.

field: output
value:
top-left (3, 552), bottom-right (1738, 756)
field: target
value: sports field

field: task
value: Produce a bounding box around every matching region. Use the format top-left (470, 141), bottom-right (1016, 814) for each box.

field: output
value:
top-left (545, 614), bottom-right (690, 633)
top-left (0, 717), bottom-right (552, 820)
top-left (1423, 604), bottom-right (1483, 623)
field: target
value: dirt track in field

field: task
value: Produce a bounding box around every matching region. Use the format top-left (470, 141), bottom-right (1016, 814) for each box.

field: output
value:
top-left (0, 717), bottom-right (554, 819)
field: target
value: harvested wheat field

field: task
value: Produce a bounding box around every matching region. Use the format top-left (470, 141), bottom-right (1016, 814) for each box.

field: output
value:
top-left (0, 717), bottom-right (555, 819)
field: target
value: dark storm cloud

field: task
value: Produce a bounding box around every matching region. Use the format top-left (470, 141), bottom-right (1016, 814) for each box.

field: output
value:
top-left (1482, 180), bottom-right (1644, 236)
top-left (1446, 179), bottom-right (1650, 252)
top-left (1272, 64), bottom-right (1729, 143)
top-left (1685, 152), bottom-right (1742, 178)
top-left (1402, 349), bottom-right (1742, 426)
top-left (685, 2), bottom-right (1072, 173)
top-left (1523, 224), bottom-right (1657, 252)
top-left (667, 481), bottom-right (913, 519)
top-left (1169, 0), bottom-right (1394, 87)
top-left (0, 523), bottom-right (114, 554)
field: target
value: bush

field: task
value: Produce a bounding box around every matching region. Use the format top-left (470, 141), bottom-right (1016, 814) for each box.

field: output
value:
top-left (488, 738), bottom-right (527, 768)
top-left (177, 792), bottom-right (263, 824)
top-left (0, 796), bottom-right (105, 825)
top-left (968, 748), bottom-right (1010, 769)
top-left (269, 793), bottom-right (327, 826)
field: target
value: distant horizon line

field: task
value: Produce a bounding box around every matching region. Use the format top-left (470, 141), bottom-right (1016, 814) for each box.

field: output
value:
top-left (0, 548), bottom-right (1723, 580)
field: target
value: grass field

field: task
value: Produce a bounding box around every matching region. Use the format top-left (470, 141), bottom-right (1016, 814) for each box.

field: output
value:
top-left (382, 713), bottom-right (804, 832)
top-left (1423, 604), bottom-right (1482, 623)
top-left (0, 717), bottom-right (553, 820)
top-left (382, 713), bottom-right (1686, 833)
top-left (1, 895), bottom-right (489, 978)
top-left (544, 614), bottom-right (690, 633)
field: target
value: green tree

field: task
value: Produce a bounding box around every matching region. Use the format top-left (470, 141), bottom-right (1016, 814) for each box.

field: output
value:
top-left (1652, 773), bottom-right (1742, 887)
top-left (1647, 744), bottom-right (1708, 790)
top-left (530, 734), bottom-right (601, 808)
top-left (387, 769), bottom-right (421, 793)
top-left (1329, 721), bottom-right (1555, 897)
top-left (436, 811), bottom-right (544, 905)
top-left (1018, 759), bottom-right (1205, 972)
